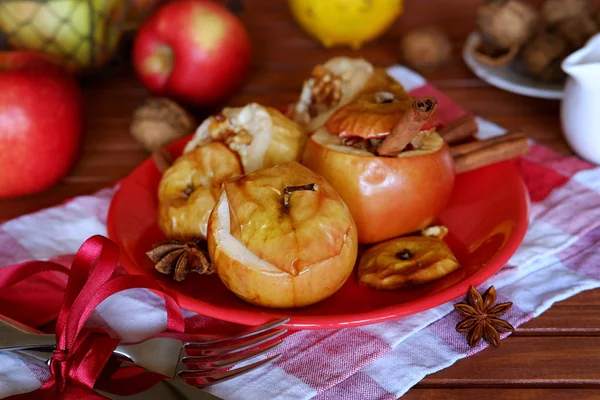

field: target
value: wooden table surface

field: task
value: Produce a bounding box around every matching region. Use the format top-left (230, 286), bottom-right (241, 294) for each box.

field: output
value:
top-left (2, 0), bottom-right (600, 398)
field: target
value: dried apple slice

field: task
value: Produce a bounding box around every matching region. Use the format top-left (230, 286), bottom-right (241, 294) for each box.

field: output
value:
top-left (157, 142), bottom-right (242, 240)
top-left (207, 161), bottom-right (358, 308)
top-left (357, 236), bottom-right (460, 290)
top-left (183, 103), bottom-right (307, 173)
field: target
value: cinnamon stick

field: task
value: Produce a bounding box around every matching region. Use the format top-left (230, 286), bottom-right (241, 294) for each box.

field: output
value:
top-left (152, 149), bottom-right (173, 174)
top-left (451, 132), bottom-right (525, 157)
top-left (452, 132), bottom-right (529, 174)
top-left (439, 114), bottom-right (479, 144)
top-left (377, 96), bottom-right (438, 157)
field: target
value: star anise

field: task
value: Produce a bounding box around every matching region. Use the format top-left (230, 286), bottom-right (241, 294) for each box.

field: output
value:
top-left (146, 239), bottom-right (214, 282)
top-left (454, 285), bottom-right (515, 348)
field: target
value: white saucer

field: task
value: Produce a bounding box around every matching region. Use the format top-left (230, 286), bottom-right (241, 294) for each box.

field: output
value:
top-left (462, 32), bottom-right (564, 100)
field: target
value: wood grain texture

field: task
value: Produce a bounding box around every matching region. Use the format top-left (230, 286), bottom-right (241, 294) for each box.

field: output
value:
top-left (403, 389), bottom-right (600, 400)
top-left (1, 0), bottom-right (599, 398)
top-left (422, 337), bottom-right (600, 385)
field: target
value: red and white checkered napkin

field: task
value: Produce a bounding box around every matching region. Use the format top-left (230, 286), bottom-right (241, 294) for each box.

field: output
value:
top-left (2, 66), bottom-right (600, 400)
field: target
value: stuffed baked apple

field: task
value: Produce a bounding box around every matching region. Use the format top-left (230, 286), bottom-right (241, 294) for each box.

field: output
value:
top-left (302, 82), bottom-right (455, 244)
top-left (157, 142), bottom-right (243, 240)
top-left (185, 102), bottom-right (307, 173)
top-left (157, 102), bottom-right (307, 240)
top-left (288, 56), bottom-right (396, 132)
top-left (207, 161), bottom-right (358, 308)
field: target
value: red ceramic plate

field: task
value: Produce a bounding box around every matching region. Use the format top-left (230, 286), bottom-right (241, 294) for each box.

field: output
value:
top-left (107, 135), bottom-right (530, 330)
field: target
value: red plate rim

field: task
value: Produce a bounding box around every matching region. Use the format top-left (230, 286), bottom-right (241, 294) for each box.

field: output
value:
top-left (107, 140), bottom-right (530, 330)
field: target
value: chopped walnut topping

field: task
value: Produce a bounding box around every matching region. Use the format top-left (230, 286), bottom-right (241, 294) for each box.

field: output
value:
top-left (374, 91), bottom-right (396, 104)
top-left (209, 117), bottom-right (253, 146)
top-left (342, 137), bottom-right (376, 152)
top-left (209, 115), bottom-right (231, 137)
top-left (409, 129), bottom-right (435, 150)
top-left (225, 129), bottom-right (253, 145)
top-left (288, 64), bottom-right (342, 126)
top-left (421, 225), bottom-right (449, 240)
top-left (212, 128), bottom-right (235, 143)
top-left (342, 137), bottom-right (363, 147)
top-left (311, 65), bottom-right (342, 108)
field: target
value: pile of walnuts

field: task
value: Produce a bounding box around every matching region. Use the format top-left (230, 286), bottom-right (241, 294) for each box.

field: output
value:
top-left (474, 0), bottom-right (599, 82)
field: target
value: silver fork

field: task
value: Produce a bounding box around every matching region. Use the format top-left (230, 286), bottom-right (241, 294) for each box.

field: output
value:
top-left (1, 316), bottom-right (289, 387)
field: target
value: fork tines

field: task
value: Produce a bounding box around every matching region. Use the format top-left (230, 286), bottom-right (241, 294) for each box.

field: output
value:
top-left (176, 317), bottom-right (289, 387)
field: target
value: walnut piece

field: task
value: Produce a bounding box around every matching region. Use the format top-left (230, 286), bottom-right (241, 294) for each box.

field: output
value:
top-left (209, 116), bottom-right (254, 146)
top-left (311, 65), bottom-right (342, 109)
top-left (288, 65), bottom-right (342, 125)
top-left (421, 225), bottom-right (449, 240)
top-left (130, 97), bottom-right (196, 151)
top-left (409, 129), bottom-right (435, 150)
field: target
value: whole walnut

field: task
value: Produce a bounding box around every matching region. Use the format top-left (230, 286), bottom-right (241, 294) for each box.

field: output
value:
top-left (521, 31), bottom-right (569, 82)
top-left (476, 0), bottom-right (539, 50)
top-left (130, 97), bottom-right (196, 151)
top-left (555, 14), bottom-right (599, 48)
top-left (541, 0), bottom-right (590, 25)
top-left (400, 26), bottom-right (452, 71)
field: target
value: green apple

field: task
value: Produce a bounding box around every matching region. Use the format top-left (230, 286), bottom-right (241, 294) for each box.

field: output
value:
top-left (0, 0), bottom-right (126, 72)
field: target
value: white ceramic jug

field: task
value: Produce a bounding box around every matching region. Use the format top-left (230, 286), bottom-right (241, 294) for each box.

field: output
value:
top-left (561, 33), bottom-right (600, 165)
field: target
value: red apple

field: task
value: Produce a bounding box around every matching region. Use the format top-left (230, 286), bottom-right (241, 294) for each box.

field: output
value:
top-left (133, 0), bottom-right (252, 107)
top-left (0, 52), bottom-right (82, 198)
top-left (302, 128), bottom-right (455, 244)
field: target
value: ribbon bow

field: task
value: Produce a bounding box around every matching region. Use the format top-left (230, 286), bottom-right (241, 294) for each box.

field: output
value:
top-left (0, 235), bottom-right (185, 399)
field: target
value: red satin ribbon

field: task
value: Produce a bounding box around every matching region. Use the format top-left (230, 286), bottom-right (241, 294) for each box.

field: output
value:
top-left (1, 235), bottom-right (185, 399)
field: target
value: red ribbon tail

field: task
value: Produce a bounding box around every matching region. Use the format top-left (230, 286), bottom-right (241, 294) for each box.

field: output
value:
top-left (1, 235), bottom-right (187, 399)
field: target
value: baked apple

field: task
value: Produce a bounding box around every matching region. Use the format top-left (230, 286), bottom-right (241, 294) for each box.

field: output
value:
top-left (287, 56), bottom-right (375, 132)
top-left (288, 57), bottom-right (417, 135)
top-left (357, 236), bottom-right (460, 290)
top-left (157, 142), bottom-right (242, 240)
top-left (207, 161), bottom-right (358, 308)
top-left (302, 96), bottom-right (455, 244)
top-left (184, 103), bottom-right (307, 173)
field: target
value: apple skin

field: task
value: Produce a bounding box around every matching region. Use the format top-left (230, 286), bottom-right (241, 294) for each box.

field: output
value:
top-left (302, 133), bottom-right (455, 244)
top-left (0, 52), bottom-right (82, 198)
top-left (208, 191), bottom-right (358, 309)
top-left (133, 0), bottom-right (252, 107)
